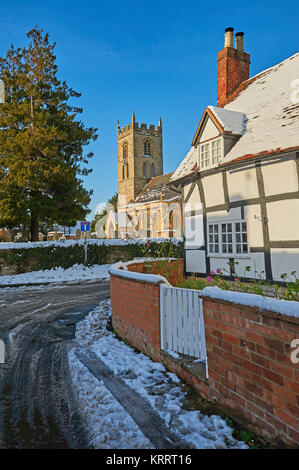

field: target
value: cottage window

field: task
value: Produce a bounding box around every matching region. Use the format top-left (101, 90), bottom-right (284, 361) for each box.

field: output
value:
top-left (211, 139), bottom-right (221, 165)
top-left (200, 138), bottom-right (222, 169)
top-left (208, 221), bottom-right (248, 256)
top-left (200, 143), bottom-right (210, 168)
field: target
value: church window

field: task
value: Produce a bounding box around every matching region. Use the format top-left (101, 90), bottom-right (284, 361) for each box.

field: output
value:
top-left (143, 162), bottom-right (146, 178)
top-left (126, 164), bottom-right (129, 178)
top-left (123, 141), bottom-right (128, 159)
top-left (151, 163), bottom-right (155, 177)
top-left (144, 140), bottom-right (151, 156)
top-left (122, 165), bottom-right (125, 179)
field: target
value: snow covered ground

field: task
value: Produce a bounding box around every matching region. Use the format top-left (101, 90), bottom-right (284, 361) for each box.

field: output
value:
top-left (69, 300), bottom-right (248, 449)
top-left (0, 264), bottom-right (111, 285)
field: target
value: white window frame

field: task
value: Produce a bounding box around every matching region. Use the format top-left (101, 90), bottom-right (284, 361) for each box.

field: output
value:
top-left (199, 138), bottom-right (222, 170)
top-left (207, 220), bottom-right (249, 258)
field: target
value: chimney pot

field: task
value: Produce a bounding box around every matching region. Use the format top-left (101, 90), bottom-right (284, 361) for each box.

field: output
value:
top-left (217, 29), bottom-right (250, 107)
top-left (224, 27), bottom-right (234, 48)
top-left (235, 32), bottom-right (244, 51)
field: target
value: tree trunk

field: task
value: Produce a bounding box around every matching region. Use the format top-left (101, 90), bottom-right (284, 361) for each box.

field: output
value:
top-left (30, 215), bottom-right (39, 242)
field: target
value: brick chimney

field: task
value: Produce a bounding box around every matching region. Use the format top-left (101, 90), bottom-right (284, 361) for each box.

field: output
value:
top-left (217, 28), bottom-right (250, 107)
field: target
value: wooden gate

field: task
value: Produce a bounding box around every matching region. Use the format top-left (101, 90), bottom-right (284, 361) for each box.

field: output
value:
top-left (160, 285), bottom-right (207, 365)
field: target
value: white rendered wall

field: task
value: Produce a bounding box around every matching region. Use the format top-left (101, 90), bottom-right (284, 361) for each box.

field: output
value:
top-left (227, 166), bottom-right (259, 202)
top-left (267, 199), bottom-right (299, 241)
top-left (185, 250), bottom-right (206, 273)
top-left (271, 249), bottom-right (299, 281)
top-left (262, 158), bottom-right (298, 196)
top-left (202, 173), bottom-right (225, 207)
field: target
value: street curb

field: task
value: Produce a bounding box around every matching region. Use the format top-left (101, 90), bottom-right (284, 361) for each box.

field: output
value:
top-left (0, 277), bottom-right (110, 289)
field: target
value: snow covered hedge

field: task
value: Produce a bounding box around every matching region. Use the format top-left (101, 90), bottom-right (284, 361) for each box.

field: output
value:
top-left (0, 238), bottom-right (183, 274)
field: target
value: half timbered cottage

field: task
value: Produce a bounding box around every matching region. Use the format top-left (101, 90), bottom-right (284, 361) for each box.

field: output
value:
top-left (170, 28), bottom-right (299, 282)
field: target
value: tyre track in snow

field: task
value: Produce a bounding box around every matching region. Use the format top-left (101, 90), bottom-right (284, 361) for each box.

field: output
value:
top-left (0, 282), bottom-right (110, 448)
top-left (76, 350), bottom-right (192, 449)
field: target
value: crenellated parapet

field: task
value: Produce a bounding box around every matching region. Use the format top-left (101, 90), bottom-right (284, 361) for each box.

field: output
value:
top-left (117, 117), bottom-right (162, 136)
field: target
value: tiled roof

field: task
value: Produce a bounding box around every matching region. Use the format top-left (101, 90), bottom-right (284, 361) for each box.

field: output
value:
top-left (132, 172), bottom-right (181, 204)
top-left (207, 106), bottom-right (246, 135)
top-left (170, 147), bottom-right (198, 183)
top-left (171, 52), bottom-right (299, 181)
top-left (221, 52), bottom-right (299, 164)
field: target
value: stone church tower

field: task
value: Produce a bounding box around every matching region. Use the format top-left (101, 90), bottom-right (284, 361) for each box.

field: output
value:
top-left (117, 112), bottom-right (163, 205)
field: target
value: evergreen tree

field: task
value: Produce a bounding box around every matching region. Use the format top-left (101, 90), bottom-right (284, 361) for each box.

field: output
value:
top-left (0, 27), bottom-right (98, 241)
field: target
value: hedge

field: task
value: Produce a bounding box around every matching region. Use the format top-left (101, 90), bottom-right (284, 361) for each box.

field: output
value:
top-left (0, 240), bottom-right (184, 275)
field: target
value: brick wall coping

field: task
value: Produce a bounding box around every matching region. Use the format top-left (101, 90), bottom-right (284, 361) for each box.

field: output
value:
top-left (201, 286), bottom-right (299, 319)
top-left (109, 258), bottom-right (172, 285)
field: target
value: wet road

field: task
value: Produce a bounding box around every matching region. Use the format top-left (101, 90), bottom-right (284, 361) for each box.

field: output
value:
top-left (0, 281), bottom-right (110, 449)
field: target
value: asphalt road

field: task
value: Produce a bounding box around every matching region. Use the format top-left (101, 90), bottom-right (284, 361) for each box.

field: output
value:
top-left (0, 281), bottom-right (110, 449)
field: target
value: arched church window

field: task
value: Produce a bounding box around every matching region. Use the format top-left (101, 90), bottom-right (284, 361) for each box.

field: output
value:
top-left (151, 163), bottom-right (155, 177)
top-left (144, 140), bottom-right (151, 156)
top-left (143, 162), bottom-right (146, 178)
top-left (123, 141), bottom-right (128, 159)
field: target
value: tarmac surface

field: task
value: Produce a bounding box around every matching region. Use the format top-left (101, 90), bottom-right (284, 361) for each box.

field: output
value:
top-left (0, 281), bottom-right (110, 449)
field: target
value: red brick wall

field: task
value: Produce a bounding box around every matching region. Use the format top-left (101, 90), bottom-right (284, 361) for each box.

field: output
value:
top-left (110, 275), bottom-right (162, 361)
top-left (110, 268), bottom-right (299, 447)
top-left (217, 47), bottom-right (250, 107)
top-left (203, 296), bottom-right (299, 447)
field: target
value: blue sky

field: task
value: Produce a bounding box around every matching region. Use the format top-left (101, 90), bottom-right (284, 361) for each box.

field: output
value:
top-left (0, 0), bottom-right (298, 218)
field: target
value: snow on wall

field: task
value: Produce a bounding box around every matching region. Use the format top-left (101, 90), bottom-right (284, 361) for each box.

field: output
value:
top-left (201, 286), bottom-right (299, 318)
top-left (109, 258), bottom-right (171, 285)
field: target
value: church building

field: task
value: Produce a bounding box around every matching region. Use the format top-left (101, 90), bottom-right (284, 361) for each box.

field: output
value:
top-left (105, 112), bottom-right (182, 239)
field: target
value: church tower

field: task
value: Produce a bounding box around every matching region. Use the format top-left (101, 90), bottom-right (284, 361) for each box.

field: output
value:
top-left (117, 112), bottom-right (163, 205)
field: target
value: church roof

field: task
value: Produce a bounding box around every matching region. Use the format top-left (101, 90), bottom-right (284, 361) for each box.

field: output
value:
top-left (132, 172), bottom-right (181, 204)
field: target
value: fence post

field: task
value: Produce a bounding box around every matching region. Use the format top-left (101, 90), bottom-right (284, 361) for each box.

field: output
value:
top-left (0, 339), bottom-right (5, 364)
top-left (160, 285), bottom-right (166, 351)
top-left (199, 298), bottom-right (208, 378)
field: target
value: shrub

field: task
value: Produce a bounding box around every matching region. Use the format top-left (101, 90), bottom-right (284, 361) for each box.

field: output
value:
top-left (0, 240), bottom-right (184, 274)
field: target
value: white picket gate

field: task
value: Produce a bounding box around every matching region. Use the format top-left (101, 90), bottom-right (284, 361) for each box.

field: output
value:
top-left (160, 285), bottom-right (207, 365)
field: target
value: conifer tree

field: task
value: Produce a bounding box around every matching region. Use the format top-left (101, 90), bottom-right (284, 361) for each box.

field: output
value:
top-left (0, 27), bottom-right (98, 241)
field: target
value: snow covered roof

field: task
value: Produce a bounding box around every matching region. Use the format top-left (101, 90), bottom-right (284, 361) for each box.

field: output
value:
top-left (207, 106), bottom-right (246, 135)
top-left (222, 52), bottom-right (299, 164)
top-left (170, 147), bottom-right (197, 183)
top-left (132, 173), bottom-right (181, 204)
top-left (171, 52), bottom-right (299, 181)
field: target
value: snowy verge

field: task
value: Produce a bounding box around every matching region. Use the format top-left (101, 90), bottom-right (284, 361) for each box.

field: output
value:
top-left (0, 237), bottom-right (183, 251)
top-left (69, 300), bottom-right (248, 449)
top-left (0, 263), bottom-right (111, 286)
top-left (201, 286), bottom-right (299, 318)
